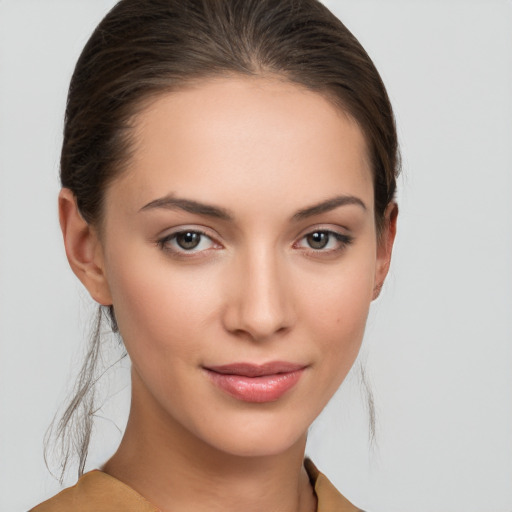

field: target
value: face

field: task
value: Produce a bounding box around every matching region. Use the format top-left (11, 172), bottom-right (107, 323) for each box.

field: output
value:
top-left (90, 77), bottom-right (392, 457)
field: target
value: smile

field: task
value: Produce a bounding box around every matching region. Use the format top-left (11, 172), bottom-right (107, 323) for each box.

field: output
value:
top-left (204, 362), bottom-right (307, 403)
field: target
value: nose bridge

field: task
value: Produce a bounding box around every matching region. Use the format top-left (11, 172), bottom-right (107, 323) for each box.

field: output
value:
top-left (225, 243), bottom-right (293, 340)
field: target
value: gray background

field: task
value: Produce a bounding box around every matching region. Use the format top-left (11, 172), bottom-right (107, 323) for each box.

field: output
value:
top-left (1, 0), bottom-right (511, 510)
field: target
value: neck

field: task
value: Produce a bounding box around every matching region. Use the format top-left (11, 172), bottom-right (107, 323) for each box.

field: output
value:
top-left (102, 371), bottom-right (316, 512)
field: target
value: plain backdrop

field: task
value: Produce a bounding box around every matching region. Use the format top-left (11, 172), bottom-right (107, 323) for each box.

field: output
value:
top-left (1, 1), bottom-right (511, 511)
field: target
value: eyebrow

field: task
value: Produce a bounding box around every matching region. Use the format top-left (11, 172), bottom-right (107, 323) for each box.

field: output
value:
top-left (292, 195), bottom-right (366, 221)
top-left (139, 193), bottom-right (366, 221)
top-left (139, 195), bottom-right (233, 220)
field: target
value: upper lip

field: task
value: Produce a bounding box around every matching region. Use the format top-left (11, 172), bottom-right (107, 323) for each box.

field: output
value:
top-left (205, 361), bottom-right (306, 377)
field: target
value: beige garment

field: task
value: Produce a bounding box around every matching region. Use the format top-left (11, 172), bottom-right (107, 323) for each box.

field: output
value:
top-left (31, 459), bottom-right (363, 511)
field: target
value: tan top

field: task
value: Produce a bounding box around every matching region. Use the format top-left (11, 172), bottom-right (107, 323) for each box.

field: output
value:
top-left (31, 459), bottom-right (363, 511)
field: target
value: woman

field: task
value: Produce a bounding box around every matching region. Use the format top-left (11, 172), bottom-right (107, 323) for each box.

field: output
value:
top-left (31, 0), bottom-right (398, 510)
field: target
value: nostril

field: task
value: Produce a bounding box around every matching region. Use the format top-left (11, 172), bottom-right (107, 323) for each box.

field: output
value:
top-left (223, 303), bottom-right (293, 342)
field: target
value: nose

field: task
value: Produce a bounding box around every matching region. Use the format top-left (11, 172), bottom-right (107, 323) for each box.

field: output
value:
top-left (222, 247), bottom-right (295, 342)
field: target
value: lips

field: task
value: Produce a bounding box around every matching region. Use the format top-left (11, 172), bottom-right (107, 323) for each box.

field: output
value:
top-left (204, 362), bottom-right (306, 403)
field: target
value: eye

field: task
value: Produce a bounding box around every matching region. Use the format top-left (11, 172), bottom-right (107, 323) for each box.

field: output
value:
top-left (306, 231), bottom-right (330, 250)
top-left (295, 230), bottom-right (353, 253)
top-left (175, 231), bottom-right (203, 250)
top-left (157, 229), bottom-right (219, 255)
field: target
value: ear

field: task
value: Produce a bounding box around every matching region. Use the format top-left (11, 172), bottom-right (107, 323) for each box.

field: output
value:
top-left (373, 202), bottom-right (398, 300)
top-left (59, 188), bottom-right (113, 305)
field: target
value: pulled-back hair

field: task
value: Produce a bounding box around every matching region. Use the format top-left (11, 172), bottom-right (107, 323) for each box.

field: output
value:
top-left (49, 0), bottom-right (399, 481)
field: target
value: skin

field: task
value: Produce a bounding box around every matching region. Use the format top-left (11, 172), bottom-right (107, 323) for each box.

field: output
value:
top-left (59, 76), bottom-right (397, 512)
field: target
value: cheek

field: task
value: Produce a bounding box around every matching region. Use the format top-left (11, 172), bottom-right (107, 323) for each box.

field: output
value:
top-left (300, 255), bottom-right (376, 384)
top-left (104, 247), bottom-right (222, 365)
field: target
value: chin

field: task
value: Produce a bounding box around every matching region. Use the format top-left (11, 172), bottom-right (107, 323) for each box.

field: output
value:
top-left (190, 409), bottom-right (311, 459)
top-left (207, 433), bottom-right (306, 459)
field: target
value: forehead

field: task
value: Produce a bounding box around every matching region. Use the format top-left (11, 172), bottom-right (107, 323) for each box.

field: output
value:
top-left (109, 76), bottom-right (373, 217)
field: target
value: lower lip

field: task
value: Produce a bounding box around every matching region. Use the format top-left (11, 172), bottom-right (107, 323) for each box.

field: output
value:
top-left (205, 368), bottom-right (305, 403)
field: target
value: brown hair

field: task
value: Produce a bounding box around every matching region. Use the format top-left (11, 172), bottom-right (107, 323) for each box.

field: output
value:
top-left (49, 0), bottom-right (399, 480)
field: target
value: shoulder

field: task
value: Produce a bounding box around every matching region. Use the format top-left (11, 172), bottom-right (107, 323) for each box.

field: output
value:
top-left (30, 470), bottom-right (159, 512)
top-left (305, 459), bottom-right (365, 512)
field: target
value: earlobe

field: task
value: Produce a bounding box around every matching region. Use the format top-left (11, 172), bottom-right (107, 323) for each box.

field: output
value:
top-left (59, 188), bottom-right (113, 305)
top-left (373, 202), bottom-right (398, 300)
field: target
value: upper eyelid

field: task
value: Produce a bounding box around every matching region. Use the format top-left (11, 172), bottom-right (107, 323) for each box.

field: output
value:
top-left (161, 230), bottom-right (216, 244)
top-left (157, 225), bottom-right (219, 241)
top-left (295, 224), bottom-right (351, 239)
top-left (296, 230), bottom-right (352, 242)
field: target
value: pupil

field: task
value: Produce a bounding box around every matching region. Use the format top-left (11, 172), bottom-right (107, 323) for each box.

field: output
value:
top-left (177, 232), bottom-right (201, 250)
top-left (307, 232), bottom-right (329, 249)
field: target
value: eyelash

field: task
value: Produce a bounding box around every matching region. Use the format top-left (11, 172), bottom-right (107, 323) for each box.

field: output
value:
top-left (156, 228), bottom-right (353, 258)
top-left (293, 230), bottom-right (354, 257)
top-left (156, 229), bottom-right (219, 257)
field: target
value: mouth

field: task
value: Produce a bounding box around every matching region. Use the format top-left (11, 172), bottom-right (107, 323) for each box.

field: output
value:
top-left (203, 362), bottom-right (307, 403)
